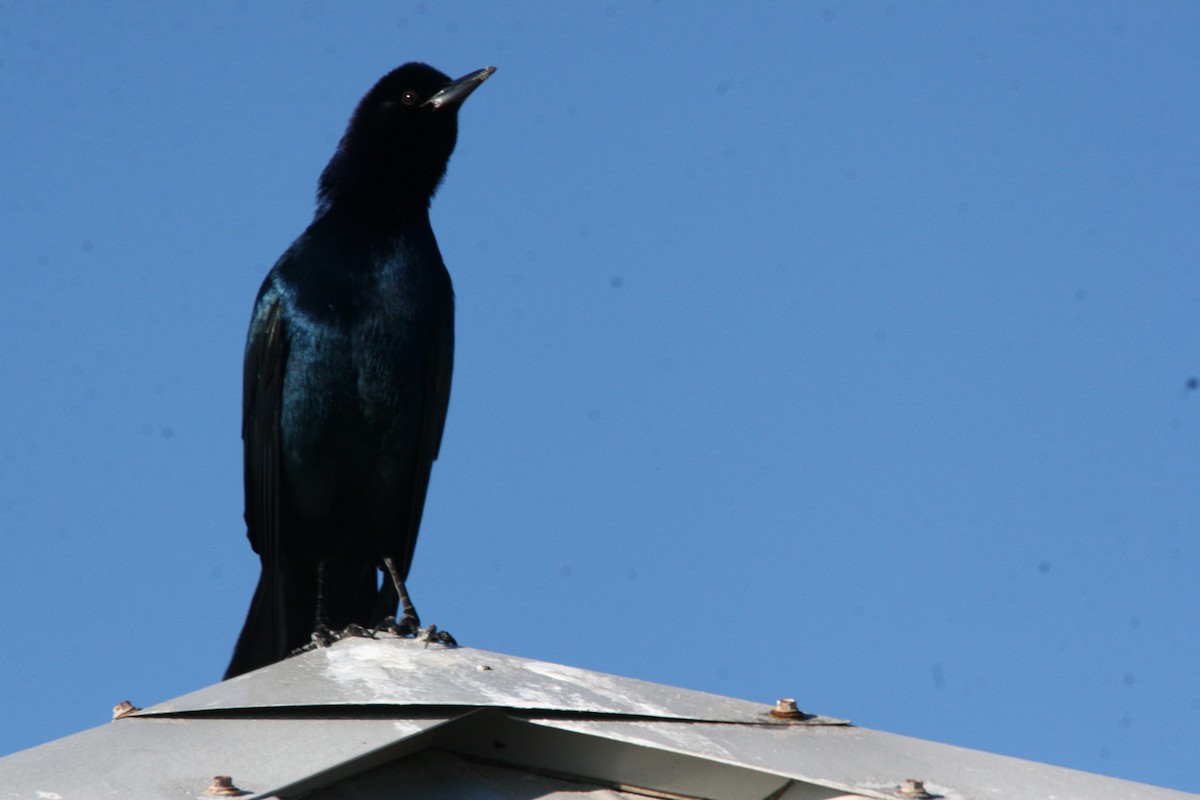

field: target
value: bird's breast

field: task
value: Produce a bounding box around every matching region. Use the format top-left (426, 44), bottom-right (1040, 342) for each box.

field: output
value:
top-left (278, 279), bottom-right (446, 483)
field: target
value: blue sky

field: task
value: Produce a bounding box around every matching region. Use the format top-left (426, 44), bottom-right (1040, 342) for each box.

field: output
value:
top-left (2, 2), bottom-right (1199, 792)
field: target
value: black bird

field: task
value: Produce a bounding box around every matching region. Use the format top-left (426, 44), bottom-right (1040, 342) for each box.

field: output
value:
top-left (224, 63), bottom-right (494, 679)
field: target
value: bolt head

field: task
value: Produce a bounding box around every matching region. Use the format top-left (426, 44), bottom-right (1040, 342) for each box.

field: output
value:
top-left (769, 698), bottom-right (806, 719)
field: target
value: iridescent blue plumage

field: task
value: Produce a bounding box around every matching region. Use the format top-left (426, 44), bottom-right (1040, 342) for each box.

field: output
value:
top-left (225, 63), bottom-right (493, 679)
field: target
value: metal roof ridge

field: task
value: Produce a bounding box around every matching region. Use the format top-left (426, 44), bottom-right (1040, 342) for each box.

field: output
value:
top-left (134, 635), bottom-right (846, 726)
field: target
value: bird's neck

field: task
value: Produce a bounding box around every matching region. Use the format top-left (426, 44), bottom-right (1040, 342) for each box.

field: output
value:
top-left (316, 194), bottom-right (433, 235)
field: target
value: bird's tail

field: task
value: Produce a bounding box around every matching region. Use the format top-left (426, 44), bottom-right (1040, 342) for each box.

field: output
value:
top-left (224, 562), bottom-right (308, 680)
top-left (224, 557), bottom-right (380, 680)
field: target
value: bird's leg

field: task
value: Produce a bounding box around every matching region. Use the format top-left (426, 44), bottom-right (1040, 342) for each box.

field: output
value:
top-left (311, 561), bottom-right (336, 647)
top-left (376, 558), bottom-right (454, 646)
top-left (381, 556), bottom-right (420, 635)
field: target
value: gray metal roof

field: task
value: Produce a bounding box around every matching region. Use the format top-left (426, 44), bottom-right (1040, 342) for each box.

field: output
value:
top-left (0, 636), bottom-right (1194, 800)
top-left (150, 637), bottom-right (845, 725)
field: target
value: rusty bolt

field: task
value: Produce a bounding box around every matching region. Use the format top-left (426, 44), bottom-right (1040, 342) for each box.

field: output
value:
top-left (207, 775), bottom-right (245, 796)
top-left (899, 778), bottom-right (933, 798)
top-left (111, 701), bottom-right (140, 720)
top-left (769, 698), bottom-right (806, 719)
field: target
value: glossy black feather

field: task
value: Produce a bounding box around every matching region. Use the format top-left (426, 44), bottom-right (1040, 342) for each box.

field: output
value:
top-left (225, 63), bottom-right (490, 679)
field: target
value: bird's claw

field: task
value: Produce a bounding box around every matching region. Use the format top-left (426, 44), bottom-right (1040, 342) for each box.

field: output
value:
top-left (311, 623), bottom-right (337, 648)
top-left (294, 623), bottom-right (377, 657)
top-left (376, 613), bottom-right (420, 637)
top-left (340, 623), bottom-right (376, 640)
top-left (373, 617), bottom-right (455, 647)
top-left (419, 624), bottom-right (457, 648)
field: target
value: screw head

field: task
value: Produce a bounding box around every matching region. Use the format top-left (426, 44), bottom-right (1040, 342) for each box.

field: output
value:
top-left (111, 701), bottom-right (140, 720)
top-left (207, 775), bottom-right (245, 796)
top-left (899, 778), bottom-right (933, 798)
top-left (769, 698), bottom-right (806, 719)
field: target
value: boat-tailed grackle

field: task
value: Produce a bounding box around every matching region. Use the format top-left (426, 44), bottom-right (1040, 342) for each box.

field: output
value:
top-left (225, 63), bottom-right (494, 679)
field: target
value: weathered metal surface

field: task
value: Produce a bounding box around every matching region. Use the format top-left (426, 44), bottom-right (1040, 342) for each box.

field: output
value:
top-left (437, 708), bottom-right (842, 800)
top-left (0, 715), bottom-right (448, 799)
top-left (1, 637), bottom-right (1193, 800)
top-left (305, 750), bottom-right (651, 800)
top-left (138, 636), bottom-right (845, 726)
top-left (530, 718), bottom-right (1200, 800)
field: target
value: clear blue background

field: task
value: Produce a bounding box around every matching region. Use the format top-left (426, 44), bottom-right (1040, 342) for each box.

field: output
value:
top-left (2, 2), bottom-right (1198, 793)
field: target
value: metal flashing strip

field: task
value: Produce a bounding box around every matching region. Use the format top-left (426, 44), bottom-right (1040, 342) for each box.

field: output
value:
top-left (137, 637), bottom-right (847, 727)
top-left (435, 710), bottom-right (851, 800)
top-left (259, 709), bottom-right (859, 800)
top-left (529, 718), bottom-right (1200, 800)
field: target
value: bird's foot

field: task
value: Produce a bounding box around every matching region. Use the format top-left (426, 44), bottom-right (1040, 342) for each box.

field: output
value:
top-left (339, 623), bottom-right (377, 640)
top-left (376, 613), bottom-right (421, 638)
top-left (288, 625), bottom-right (333, 657)
top-left (311, 622), bottom-right (337, 648)
top-left (418, 624), bottom-right (457, 648)
top-left (374, 616), bottom-right (453, 646)
top-left (300, 622), bottom-right (377, 651)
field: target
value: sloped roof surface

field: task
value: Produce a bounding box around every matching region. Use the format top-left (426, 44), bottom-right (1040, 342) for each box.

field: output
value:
top-left (150, 637), bottom-right (844, 725)
top-left (0, 637), bottom-right (1194, 800)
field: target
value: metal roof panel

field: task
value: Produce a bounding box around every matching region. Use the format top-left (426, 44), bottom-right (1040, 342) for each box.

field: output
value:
top-left (529, 718), bottom-right (1199, 800)
top-left (2, 637), bottom-right (1193, 800)
top-left (139, 636), bottom-right (843, 726)
top-left (0, 715), bottom-right (450, 799)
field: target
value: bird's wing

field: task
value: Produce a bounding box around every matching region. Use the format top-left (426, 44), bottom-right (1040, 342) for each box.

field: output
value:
top-left (426, 305), bottom-right (455, 463)
top-left (225, 288), bottom-right (291, 677)
top-left (401, 307), bottom-right (454, 572)
top-left (243, 290), bottom-right (287, 558)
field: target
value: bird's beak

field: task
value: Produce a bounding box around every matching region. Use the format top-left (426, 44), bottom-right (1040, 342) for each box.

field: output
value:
top-left (422, 66), bottom-right (496, 110)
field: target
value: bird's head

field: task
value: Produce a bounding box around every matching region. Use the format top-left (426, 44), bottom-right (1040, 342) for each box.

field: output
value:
top-left (318, 63), bottom-right (495, 213)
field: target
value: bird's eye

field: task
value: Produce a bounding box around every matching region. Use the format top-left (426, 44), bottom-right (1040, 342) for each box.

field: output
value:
top-left (401, 90), bottom-right (420, 106)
